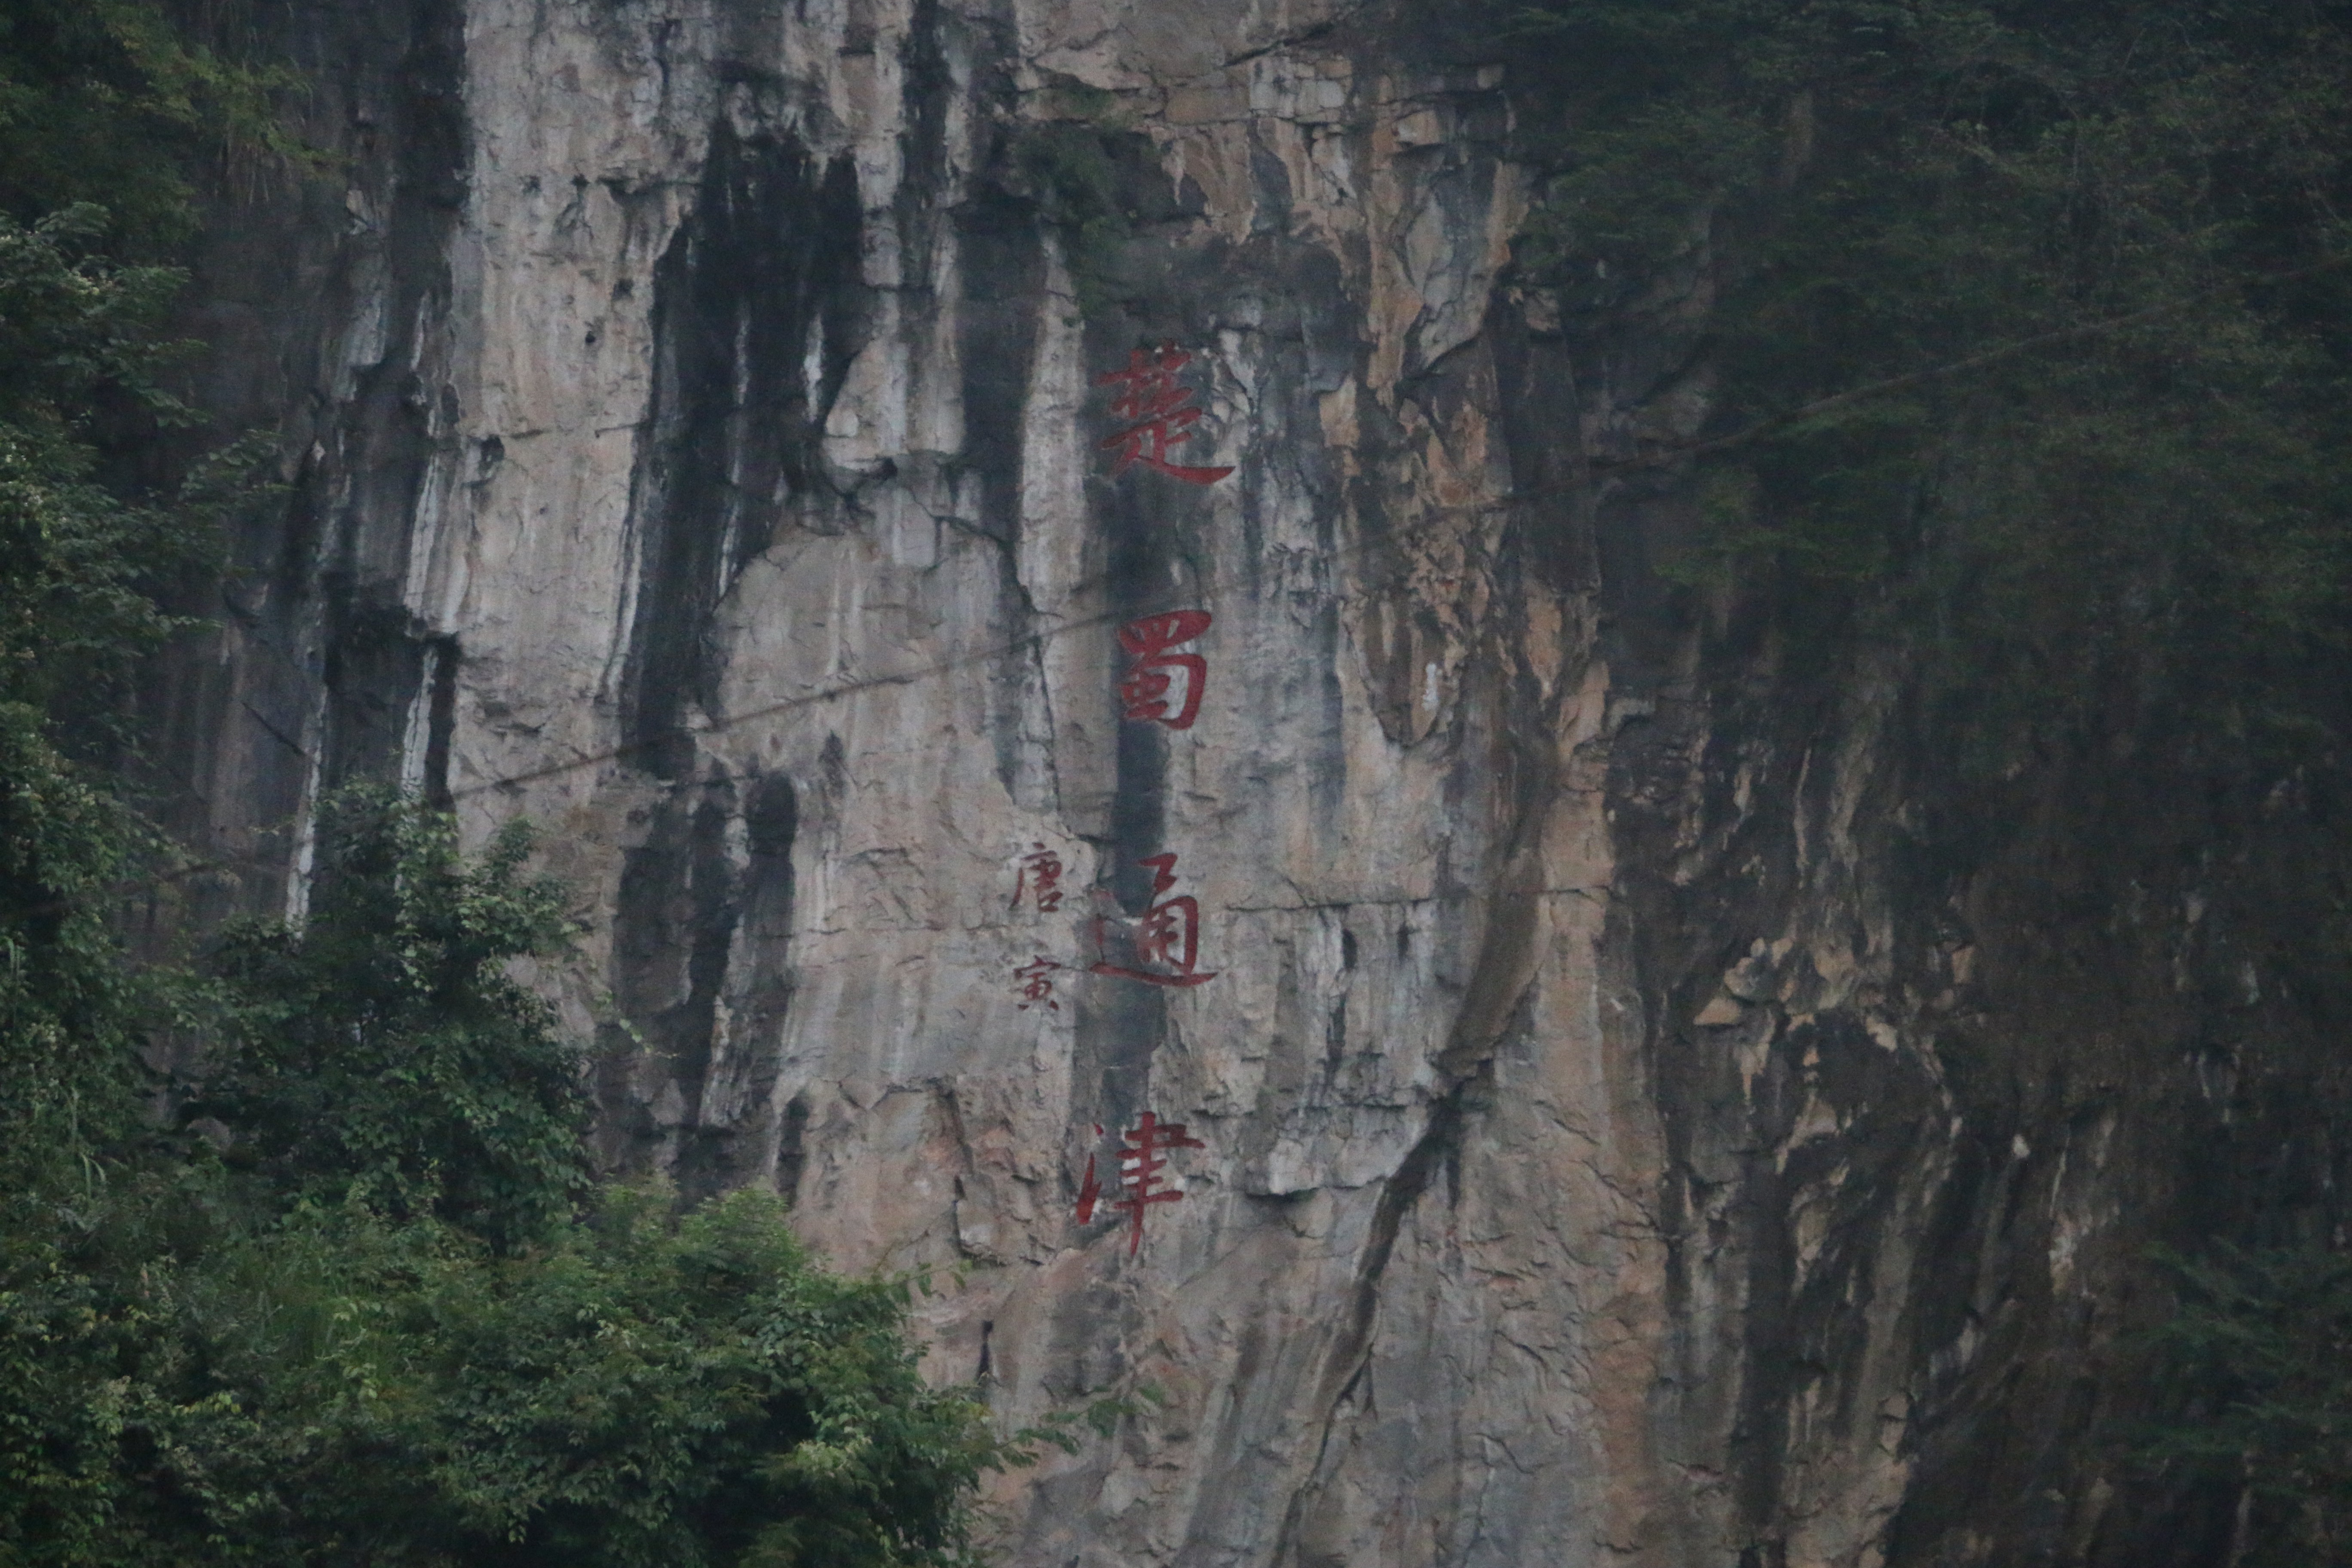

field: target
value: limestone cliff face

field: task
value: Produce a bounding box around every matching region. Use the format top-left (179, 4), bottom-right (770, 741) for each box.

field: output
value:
top-left (155, 0), bottom-right (2330, 1564)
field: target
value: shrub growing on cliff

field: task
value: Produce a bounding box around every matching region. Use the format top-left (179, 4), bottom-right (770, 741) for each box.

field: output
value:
top-left (68, 1176), bottom-right (1003, 1568)
top-left (0, 0), bottom-right (324, 247)
top-left (247, 1185), bottom-right (999, 1568)
top-left (188, 790), bottom-right (591, 1250)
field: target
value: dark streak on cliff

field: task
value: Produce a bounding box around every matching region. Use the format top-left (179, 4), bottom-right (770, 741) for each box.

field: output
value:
top-left (1272, 287), bottom-right (1595, 1565)
top-left (137, 0), bottom-right (471, 936)
top-left (597, 104), bottom-right (868, 1180)
top-left (619, 120), bottom-right (861, 780)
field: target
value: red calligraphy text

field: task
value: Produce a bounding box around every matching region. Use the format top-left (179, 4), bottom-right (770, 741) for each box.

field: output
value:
top-left (1112, 1112), bottom-right (1206, 1256)
top-left (1118, 609), bottom-right (1212, 730)
top-left (1012, 843), bottom-right (1066, 912)
top-left (1074, 1125), bottom-right (1106, 1223)
top-left (1096, 342), bottom-right (1234, 486)
top-left (1090, 852), bottom-right (1216, 988)
top-left (1013, 955), bottom-right (1064, 1011)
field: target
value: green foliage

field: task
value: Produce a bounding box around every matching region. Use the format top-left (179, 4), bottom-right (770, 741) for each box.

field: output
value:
top-left (40, 1184), bottom-right (1007, 1568)
top-left (0, 205), bottom-right (216, 719)
top-left (350, 1186), bottom-right (998, 1568)
top-left (1501, 0), bottom-right (2352, 778)
top-left (190, 791), bottom-right (591, 1250)
top-left (0, 0), bottom-right (327, 254)
top-left (0, 0), bottom-right (296, 1193)
top-left (0, 11), bottom-right (291, 1560)
top-left (2141, 1244), bottom-right (2352, 1565)
top-left (1007, 92), bottom-right (1139, 315)
top-left (0, 209), bottom-right (213, 1221)
top-left (3, 791), bottom-right (1025, 1565)
top-left (3, 1173), bottom-right (1027, 1566)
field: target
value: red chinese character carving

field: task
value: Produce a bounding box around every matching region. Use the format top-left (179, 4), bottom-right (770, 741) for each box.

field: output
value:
top-left (1013, 955), bottom-right (1063, 1011)
top-left (1074, 1124), bottom-right (1106, 1223)
top-left (1096, 342), bottom-right (1234, 486)
top-left (1111, 1112), bottom-right (1206, 1256)
top-left (1118, 609), bottom-right (1212, 730)
top-left (1012, 843), bottom-right (1065, 912)
top-left (1090, 852), bottom-right (1216, 988)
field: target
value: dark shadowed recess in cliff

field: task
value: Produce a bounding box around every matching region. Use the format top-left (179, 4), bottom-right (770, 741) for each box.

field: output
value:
top-left (954, 186), bottom-right (1041, 539)
top-left (699, 770), bottom-right (799, 1195)
top-left (599, 779), bottom-right (734, 1170)
top-left (1590, 459), bottom-right (2352, 1567)
top-left (616, 769), bottom-right (793, 1194)
top-left (617, 120), bottom-right (862, 781)
top-left (954, 187), bottom-right (1048, 814)
top-left (1875, 732), bottom-right (2352, 1568)
top-left (596, 768), bottom-right (795, 1191)
top-left (319, 603), bottom-right (457, 808)
top-left (599, 114), bottom-right (858, 1183)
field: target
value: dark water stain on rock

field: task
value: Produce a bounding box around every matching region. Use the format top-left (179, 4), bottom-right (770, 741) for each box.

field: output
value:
top-left (619, 122), bottom-right (863, 779)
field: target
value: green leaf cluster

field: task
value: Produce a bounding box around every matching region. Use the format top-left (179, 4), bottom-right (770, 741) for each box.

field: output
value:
top-left (187, 792), bottom-right (591, 1251)
top-left (1005, 86), bottom-right (1142, 316)
top-left (1501, 0), bottom-right (2352, 779)
top-left (5, 783), bottom-right (1024, 1566)
top-left (0, 0), bottom-right (328, 253)
top-left (2140, 1245), bottom-right (2352, 1565)
top-left (0, 189), bottom-right (219, 1240)
top-left (1, 1180), bottom-right (1005, 1568)
top-left (0, 0), bottom-right (295, 1176)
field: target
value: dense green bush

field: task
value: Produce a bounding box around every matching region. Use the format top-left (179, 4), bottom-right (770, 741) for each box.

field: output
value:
top-left (2, 786), bottom-right (1017, 1567)
top-left (0, 0), bottom-right (321, 248)
top-left (38, 1182), bottom-right (1002, 1567)
top-left (188, 793), bottom-right (592, 1251)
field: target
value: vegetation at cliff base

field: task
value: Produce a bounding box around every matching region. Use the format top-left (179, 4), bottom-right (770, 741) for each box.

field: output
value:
top-left (187, 797), bottom-right (594, 1252)
top-left (6, 792), bottom-right (1008, 1567)
top-left (0, 6), bottom-right (1014, 1564)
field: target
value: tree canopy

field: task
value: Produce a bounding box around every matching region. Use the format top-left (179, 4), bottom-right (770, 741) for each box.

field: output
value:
top-left (1503, 0), bottom-right (2352, 777)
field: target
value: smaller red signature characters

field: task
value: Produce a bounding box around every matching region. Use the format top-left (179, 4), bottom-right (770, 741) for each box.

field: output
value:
top-left (1118, 610), bottom-right (1212, 730)
top-left (1096, 342), bottom-right (1234, 486)
top-left (1013, 955), bottom-right (1064, 1012)
top-left (1090, 852), bottom-right (1216, 989)
top-left (1011, 843), bottom-right (1066, 912)
top-left (1110, 1112), bottom-right (1207, 1256)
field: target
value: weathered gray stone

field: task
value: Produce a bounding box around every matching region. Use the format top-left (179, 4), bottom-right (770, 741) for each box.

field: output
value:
top-left (150, 1), bottom-right (2348, 1565)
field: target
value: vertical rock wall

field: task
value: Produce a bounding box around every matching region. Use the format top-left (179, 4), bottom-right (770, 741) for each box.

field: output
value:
top-left (157, 0), bottom-right (2350, 1564)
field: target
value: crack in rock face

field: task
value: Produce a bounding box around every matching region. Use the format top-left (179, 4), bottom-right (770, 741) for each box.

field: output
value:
top-left (155, 0), bottom-right (2318, 1564)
